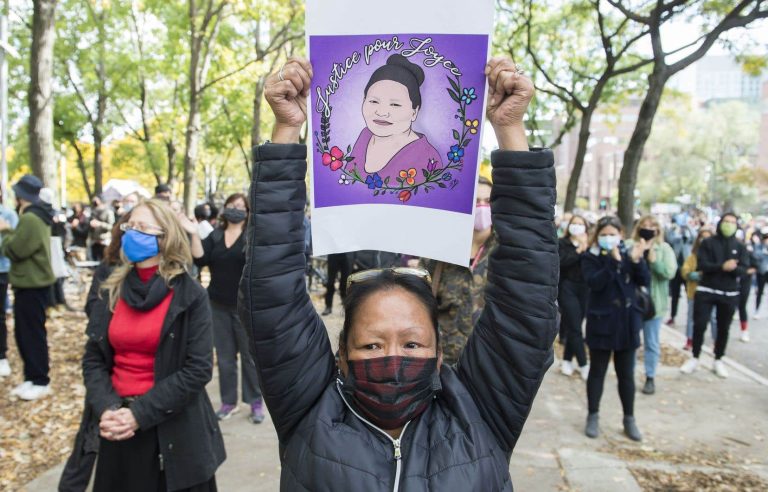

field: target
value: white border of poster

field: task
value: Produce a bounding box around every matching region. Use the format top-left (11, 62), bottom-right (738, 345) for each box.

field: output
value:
top-left (306, 0), bottom-right (495, 266)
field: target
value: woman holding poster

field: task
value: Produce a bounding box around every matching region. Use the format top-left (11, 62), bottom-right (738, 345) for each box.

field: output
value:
top-left (238, 56), bottom-right (558, 490)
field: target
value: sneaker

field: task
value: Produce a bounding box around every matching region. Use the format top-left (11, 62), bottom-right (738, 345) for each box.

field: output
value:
top-left (683, 338), bottom-right (692, 351)
top-left (560, 360), bottom-right (574, 377)
top-left (740, 331), bottom-right (750, 343)
top-left (0, 359), bottom-right (10, 377)
top-left (248, 400), bottom-right (265, 424)
top-left (665, 318), bottom-right (674, 326)
top-left (216, 404), bottom-right (240, 420)
top-left (623, 416), bottom-right (643, 442)
top-left (680, 358), bottom-right (698, 374)
top-left (10, 381), bottom-right (32, 396)
top-left (641, 377), bottom-right (655, 395)
top-left (585, 413), bottom-right (599, 438)
top-left (713, 360), bottom-right (729, 379)
top-left (578, 364), bottom-right (590, 381)
top-left (753, 311), bottom-right (763, 320)
top-left (321, 307), bottom-right (332, 316)
top-left (18, 384), bottom-right (51, 401)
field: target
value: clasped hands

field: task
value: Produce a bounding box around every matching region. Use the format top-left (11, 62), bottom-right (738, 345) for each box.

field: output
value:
top-left (100, 407), bottom-right (139, 441)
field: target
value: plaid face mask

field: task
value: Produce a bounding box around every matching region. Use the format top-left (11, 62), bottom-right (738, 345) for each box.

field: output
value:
top-left (341, 355), bottom-right (441, 430)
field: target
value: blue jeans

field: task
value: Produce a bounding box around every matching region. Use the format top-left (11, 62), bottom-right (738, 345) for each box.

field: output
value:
top-left (642, 317), bottom-right (662, 378)
top-left (686, 299), bottom-right (717, 341)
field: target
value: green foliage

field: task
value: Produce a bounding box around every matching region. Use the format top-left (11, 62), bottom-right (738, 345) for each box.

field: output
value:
top-left (638, 98), bottom-right (760, 212)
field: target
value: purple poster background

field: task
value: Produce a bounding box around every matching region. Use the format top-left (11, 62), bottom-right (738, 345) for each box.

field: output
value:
top-left (310, 34), bottom-right (489, 215)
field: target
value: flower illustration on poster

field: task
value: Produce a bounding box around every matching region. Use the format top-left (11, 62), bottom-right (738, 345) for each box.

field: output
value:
top-left (310, 34), bottom-right (488, 214)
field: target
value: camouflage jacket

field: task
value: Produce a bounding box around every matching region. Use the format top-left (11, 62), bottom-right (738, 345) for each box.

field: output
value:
top-left (422, 234), bottom-right (497, 365)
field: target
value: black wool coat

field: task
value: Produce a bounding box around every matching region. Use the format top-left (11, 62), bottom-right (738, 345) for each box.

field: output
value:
top-left (580, 248), bottom-right (650, 351)
top-left (82, 272), bottom-right (225, 491)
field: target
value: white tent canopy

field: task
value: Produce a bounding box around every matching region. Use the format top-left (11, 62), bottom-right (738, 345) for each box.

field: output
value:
top-left (100, 179), bottom-right (151, 203)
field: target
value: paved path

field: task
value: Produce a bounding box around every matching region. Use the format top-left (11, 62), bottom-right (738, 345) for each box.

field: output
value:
top-left (24, 294), bottom-right (768, 491)
top-left (666, 290), bottom-right (768, 381)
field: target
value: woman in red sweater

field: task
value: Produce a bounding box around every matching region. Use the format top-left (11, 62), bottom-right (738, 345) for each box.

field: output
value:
top-left (83, 199), bottom-right (225, 492)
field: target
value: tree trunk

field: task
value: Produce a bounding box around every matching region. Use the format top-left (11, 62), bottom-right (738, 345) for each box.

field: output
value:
top-left (28, 0), bottom-right (57, 187)
top-left (182, 97), bottom-right (201, 213)
top-left (563, 109), bottom-right (594, 212)
top-left (93, 128), bottom-right (103, 196)
top-left (617, 69), bottom-right (668, 229)
top-left (251, 76), bottom-right (265, 150)
top-left (166, 139), bottom-right (177, 185)
top-left (71, 139), bottom-right (92, 200)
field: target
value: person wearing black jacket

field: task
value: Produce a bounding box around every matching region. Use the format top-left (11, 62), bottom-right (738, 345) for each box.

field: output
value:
top-left (59, 213), bottom-right (131, 492)
top-left (82, 199), bottom-right (224, 491)
top-left (238, 56), bottom-right (557, 490)
top-left (580, 216), bottom-right (650, 442)
top-left (183, 192), bottom-right (265, 424)
top-left (558, 214), bottom-right (590, 379)
top-left (680, 213), bottom-right (748, 378)
top-left (737, 231), bottom-right (759, 342)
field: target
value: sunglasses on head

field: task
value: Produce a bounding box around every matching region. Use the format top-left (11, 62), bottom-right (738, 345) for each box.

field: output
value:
top-left (346, 267), bottom-right (432, 290)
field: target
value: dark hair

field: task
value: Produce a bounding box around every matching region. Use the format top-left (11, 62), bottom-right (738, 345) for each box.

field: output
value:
top-left (104, 211), bottom-right (131, 265)
top-left (364, 54), bottom-right (425, 110)
top-left (194, 203), bottom-right (211, 221)
top-left (563, 214), bottom-right (589, 240)
top-left (590, 215), bottom-right (624, 247)
top-left (155, 183), bottom-right (171, 195)
top-left (218, 192), bottom-right (250, 229)
top-left (717, 212), bottom-right (738, 236)
top-left (339, 270), bottom-right (439, 350)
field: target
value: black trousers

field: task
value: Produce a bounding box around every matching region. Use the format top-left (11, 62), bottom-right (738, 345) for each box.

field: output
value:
top-left (587, 348), bottom-right (635, 416)
top-left (559, 280), bottom-right (588, 367)
top-left (692, 291), bottom-right (737, 359)
top-left (94, 427), bottom-right (217, 492)
top-left (738, 274), bottom-right (753, 323)
top-left (0, 273), bottom-right (8, 359)
top-left (756, 272), bottom-right (767, 310)
top-left (325, 253), bottom-right (351, 309)
top-left (91, 243), bottom-right (106, 262)
top-left (669, 267), bottom-right (685, 319)
top-left (13, 287), bottom-right (51, 385)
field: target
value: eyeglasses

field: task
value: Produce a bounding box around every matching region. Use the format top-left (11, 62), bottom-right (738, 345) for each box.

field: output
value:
top-left (346, 267), bottom-right (432, 290)
top-left (119, 222), bottom-right (165, 236)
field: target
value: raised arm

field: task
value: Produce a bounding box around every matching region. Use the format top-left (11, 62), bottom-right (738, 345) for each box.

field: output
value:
top-left (237, 57), bottom-right (335, 444)
top-left (457, 58), bottom-right (559, 454)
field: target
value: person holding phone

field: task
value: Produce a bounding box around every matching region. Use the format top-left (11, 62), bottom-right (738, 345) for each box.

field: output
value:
top-left (680, 213), bottom-right (748, 378)
top-left (580, 216), bottom-right (650, 442)
top-left (557, 214), bottom-right (590, 379)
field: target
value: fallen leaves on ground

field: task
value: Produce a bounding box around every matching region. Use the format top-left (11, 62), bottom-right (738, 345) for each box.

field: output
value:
top-left (0, 295), bottom-right (89, 490)
top-left (630, 468), bottom-right (768, 492)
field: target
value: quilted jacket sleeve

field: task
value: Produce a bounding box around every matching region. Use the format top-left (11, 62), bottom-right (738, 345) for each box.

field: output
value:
top-left (457, 148), bottom-right (559, 456)
top-left (238, 143), bottom-right (335, 444)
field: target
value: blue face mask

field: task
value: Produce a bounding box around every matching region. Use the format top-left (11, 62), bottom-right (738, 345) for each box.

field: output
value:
top-left (122, 229), bottom-right (160, 263)
top-left (598, 235), bottom-right (621, 251)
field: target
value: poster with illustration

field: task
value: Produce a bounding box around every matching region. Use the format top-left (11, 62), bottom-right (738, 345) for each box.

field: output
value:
top-left (307, 0), bottom-right (494, 266)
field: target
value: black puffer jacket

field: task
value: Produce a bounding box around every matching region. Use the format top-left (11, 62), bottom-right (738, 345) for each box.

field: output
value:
top-left (238, 143), bottom-right (558, 491)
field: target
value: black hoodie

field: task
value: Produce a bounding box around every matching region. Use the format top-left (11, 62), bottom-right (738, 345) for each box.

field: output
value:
top-left (24, 200), bottom-right (55, 226)
top-left (697, 216), bottom-right (748, 294)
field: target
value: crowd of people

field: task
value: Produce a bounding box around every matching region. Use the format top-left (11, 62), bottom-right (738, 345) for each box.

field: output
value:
top-left (0, 53), bottom-right (761, 491)
top-left (554, 208), bottom-right (766, 441)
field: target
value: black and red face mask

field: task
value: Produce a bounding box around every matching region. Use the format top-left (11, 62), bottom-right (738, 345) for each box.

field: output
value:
top-left (340, 355), bottom-right (442, 430)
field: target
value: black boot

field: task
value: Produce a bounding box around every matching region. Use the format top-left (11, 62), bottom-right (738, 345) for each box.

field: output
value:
top-left (642, 377), bottom-right (655, 395)
top-left (623, 416), bottom-right (642, 442)
top-left (585, 413), bottom-right (599, 438)
top-left (321, 306), bottom-right (332, 316)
